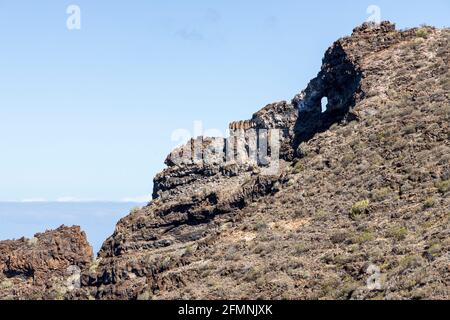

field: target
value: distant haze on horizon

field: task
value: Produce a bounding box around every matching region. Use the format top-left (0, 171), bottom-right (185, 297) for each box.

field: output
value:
top-left (0, 201), bottom-right (145, 253)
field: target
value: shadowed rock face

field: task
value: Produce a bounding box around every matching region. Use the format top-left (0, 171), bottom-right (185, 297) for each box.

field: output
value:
top-left (0, 226), bottom-right (93, 300)
top-left (292, 42), bottom-right (362, 144)
top-left (291, 22), bottom-right (419, 147)
top-left (1, 21), bottom-right (449, 300)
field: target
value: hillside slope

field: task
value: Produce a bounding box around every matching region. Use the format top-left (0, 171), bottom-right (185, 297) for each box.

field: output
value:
top-left (1, 22), bottom-right (449, 300)
top-left (80, 22), bottom-right (449, 300)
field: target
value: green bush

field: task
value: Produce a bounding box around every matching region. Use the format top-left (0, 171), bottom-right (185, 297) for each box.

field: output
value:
top-left (427, 242), bottom-right (442, 258)
top-left (436, 179), bottom-right (450, 194)
top-left (0, 279), bottom-right (13, 290)
top-left (423, 197), bottom-right (436, 209)
top-left (183, 245), bottom-right (195, 256)
top-left (352, 231), bottom-right (375, 244)
top-left (292, 161), bottom-right (304, 174)
top-left (349, 199), bottom-right (370, 220)
top-left (387, 226), bottom-right (408, 241)
top-left (416, 28), bottom-right (428, 39)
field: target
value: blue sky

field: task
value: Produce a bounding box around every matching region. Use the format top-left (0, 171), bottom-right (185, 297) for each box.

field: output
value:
top-left (0, 0), bottom-right (448, 202)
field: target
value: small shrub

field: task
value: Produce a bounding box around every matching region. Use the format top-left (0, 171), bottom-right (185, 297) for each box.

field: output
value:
top-left (371, 187), bottom-right (392, 201)
top-left (330, 232), bottom-right (348, 244)
top-left (296, 142), bottom-right (310, 158)
top-left (387, 226), bottom-right (408, 241)
top-left (352, 231), bottom-right (375, 244)
top-left (89, 258), bottom-right (102, 273)
top-left (27, 237), bottom-right (38, 246)
top-left (0, 279), bottom-right (13, 290)
top-left (337, 276), bottom-right (360, 299)
top-left (415, 28), bottom-right (428, 39)
top-left (426, 242), bottom-right (442, 258)
top-left (403, 125), bottom-right (416, 135)
top-left (137, 290), bottom-right (151, 300)
top-left (436, 179), bottom-right (450, 194)
top-left (286, 179), bottom-right (295, 187)
top-left (423, 197), bottom-right (436, 209)
top-left (183, 245), bottom-right (195, 256)
top-left (242, 176), bottom-right (253, 187)
top-left (349, 199), bottom-right (370, 220)
top-left (253, 244), bottom-right (266, 255)
top-left (158, 257), bottom-right (172, 270)
top-left (130, 206), bottom-right (141, 214)
top-left (292, 161), bottom-right (304, 174)
top-left (293, 243), bottom-right (310, 255)
top-left (253, 222), bottom-right (268, 231)
top-left (399, 255), bottom-right (422, 271)
top-left (329, 123), bottom-right (340, 132)
top-left (225, 246), bottom-right (241, 261)
top-left (314, 210), bottom-right (330, 221)
top-left (244, 267), bottom-right (263, 282)
top-left (341, 154), bottom-right (355, 167)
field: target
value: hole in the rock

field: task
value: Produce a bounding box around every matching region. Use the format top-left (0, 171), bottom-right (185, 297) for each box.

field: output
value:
top-left (321, 97), bottom-right (328, 113)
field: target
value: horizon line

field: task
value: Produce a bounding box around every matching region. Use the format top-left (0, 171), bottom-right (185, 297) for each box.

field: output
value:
top-left (0, 200), bottom-right (150, 204)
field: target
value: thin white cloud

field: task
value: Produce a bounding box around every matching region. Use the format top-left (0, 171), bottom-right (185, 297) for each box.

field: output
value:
top-left (120, 195), bottom-right (151, 203)
top-left (56, 196), bottom-right (89, 203)
top-left (21, 198), bottom-right (48, 203)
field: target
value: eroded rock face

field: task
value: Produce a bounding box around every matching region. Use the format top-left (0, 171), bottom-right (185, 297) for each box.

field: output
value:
top-left (291, 22), bottom-right (421, 145)
top-left (153, 101), bottom-right (297, 201)
top-left (0, 226), bottom-right (93, 300)
top-left (87, 104), bottom-right (291, 298)
top-left (83, 23), bottom-right (450, 299)
top-left (76, 21), bottom-right (449, 300)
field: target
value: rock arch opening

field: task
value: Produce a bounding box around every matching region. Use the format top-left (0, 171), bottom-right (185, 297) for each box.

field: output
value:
top-left (292, 43), bottom-right (363, 149)
top-left (321, 97), bottom-right (328, 113)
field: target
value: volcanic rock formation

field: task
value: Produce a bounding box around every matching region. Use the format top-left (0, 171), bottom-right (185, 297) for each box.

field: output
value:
top-left (1, 21), bottom-right (449, 300)
top-left (0, 226), bottom-right (93, 300)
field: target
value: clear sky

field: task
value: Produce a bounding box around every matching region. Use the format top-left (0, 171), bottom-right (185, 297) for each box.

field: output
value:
top-left (0, 0), bottom-right (448, 202)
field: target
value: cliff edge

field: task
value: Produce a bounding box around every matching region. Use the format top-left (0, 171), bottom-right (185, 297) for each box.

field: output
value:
top-left (1, 22), bottom-right (449, 300)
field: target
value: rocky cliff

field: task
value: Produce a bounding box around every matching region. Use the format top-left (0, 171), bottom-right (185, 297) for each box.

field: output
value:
top-left (0, 226), bottom-right (93, 299)
top-left (1, 22), bottom-right (449, 300)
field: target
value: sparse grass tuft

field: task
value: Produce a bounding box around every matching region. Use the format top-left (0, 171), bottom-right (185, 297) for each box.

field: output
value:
top-left (352, 230), bottom-right (375, 244)
top-left (371, 187), bottom-right (392, 201)
top-left (0, 279), bottom-right (13, 290)
top-left (436, 179), bottom-right (450, 194)
top-left (253, 222), bottom-right (268, 231)
top-left (137, 290), bottom-right (151, 300)
top-left (27, 237), bottom-right (38, 246)
top-left (426, 242), bottom-right (442, 259)
top-left (349, 199), bottom-right (370, 220)
top-left (292, 161), bottom-right (304, 174)
top-left (415, 28), bottom-right (429, 39)
top-left (130, 206), bottom-right (141, 214)
top-left (423, 197), bottom-right (436, 209)
top-left (387, 226), bottom-right (408, 241)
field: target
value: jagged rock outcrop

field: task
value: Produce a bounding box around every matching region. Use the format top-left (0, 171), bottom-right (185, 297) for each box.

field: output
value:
top-left (1, 21), bottom-right (449, 300)
top-left (77, 21), bottom-right (448, 300)
top-left (292, 22), bottom-right (421, 144)
top-left (85, 103), bottom-right (293, 299)
top-left (0, 226), bottom-right (93, 300)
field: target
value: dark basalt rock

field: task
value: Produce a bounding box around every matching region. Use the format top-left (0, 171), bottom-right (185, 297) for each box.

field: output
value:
top-left (2, 21), bottom-right (449, 300)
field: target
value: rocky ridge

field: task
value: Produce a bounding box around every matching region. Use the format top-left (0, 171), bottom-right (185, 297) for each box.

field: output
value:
top-left (0, 226), bottom-right (92, 299)
top-left (1, 22), bottom-right (449, 300)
